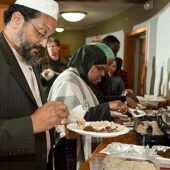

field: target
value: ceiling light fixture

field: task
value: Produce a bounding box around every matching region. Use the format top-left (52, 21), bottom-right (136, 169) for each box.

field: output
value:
top-left (60, 11), bottom-right (87, 22)
top-left (56, 27), bottom-right (64, 33)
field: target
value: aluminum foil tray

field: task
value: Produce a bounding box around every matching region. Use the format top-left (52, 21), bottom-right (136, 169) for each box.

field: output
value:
top-left (100, 142), bottom-right (150, 160)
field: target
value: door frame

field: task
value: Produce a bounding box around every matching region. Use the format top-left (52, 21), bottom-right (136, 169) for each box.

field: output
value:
top-left (124, 26), bottom-right (148, 95)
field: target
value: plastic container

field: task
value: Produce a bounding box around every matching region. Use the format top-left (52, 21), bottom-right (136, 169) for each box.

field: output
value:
top-left (89, 157), bottom-right (103, 170)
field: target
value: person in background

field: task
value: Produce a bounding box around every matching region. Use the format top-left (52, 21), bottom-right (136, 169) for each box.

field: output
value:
top-left (41, 37), bottom-right (62, 96)
top-left (0, 0), bottom-right (69, 170)
top-left (107, 58), bottom-right (133, 96)
top-left (115, 57), bottom-right (129, 88)
top-left (103, 35), bottom-right (129, 88)
top-left (48, 43), bottom-right (127, 170)
top-left (103, 35), bottom-right (120, 57)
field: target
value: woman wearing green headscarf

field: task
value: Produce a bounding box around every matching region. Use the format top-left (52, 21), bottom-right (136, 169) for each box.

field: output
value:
top-left (48, 43), bottom-right (127, 170)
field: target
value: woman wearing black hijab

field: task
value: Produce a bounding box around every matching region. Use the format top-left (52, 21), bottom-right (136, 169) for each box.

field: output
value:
top-left (48, 43), bottom-right (127, 170)
top-left (49, 43), bottom-right (127, 120)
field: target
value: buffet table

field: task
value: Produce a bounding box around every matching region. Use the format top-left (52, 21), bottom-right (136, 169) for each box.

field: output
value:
top-left (80, 130), bottom-right (170, 170)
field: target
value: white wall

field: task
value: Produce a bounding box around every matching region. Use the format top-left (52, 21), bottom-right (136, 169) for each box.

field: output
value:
top-left (155, 3), bottom-right (170, 96)
top-left (144, 2), bottom-right (170, 96)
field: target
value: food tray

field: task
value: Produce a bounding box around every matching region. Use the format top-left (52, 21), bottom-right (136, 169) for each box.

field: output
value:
top-left (100, 142), bottom-right (149, 159)
top-left (100, 142), bottom-right (170, 168)
top-left (151, 145), bottom-right (170, 168)
top-left (102, 153), bottom-right (159, 170)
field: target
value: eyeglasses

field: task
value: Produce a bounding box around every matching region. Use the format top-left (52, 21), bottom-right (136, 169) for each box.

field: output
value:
top-left (30, 21), bottom-right (48, 40)
top-left (95, 65), bottom-right (109, 72)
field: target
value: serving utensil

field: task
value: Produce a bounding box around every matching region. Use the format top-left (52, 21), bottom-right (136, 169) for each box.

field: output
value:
top-left (126, 112), bottom-right (145, 126)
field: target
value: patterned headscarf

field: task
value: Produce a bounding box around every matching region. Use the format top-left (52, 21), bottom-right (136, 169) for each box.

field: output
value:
top-left (93, 42), bottom-right (114, 61)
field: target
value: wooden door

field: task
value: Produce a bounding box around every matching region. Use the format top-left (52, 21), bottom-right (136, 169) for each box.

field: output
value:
top-left (59, 44), bottom-right (70, 65)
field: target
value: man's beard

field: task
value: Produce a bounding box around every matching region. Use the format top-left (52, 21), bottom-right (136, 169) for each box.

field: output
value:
top-left (21, 43), bottom-right (45, 66)
top-left (13, 26), bottom-right (45, 66)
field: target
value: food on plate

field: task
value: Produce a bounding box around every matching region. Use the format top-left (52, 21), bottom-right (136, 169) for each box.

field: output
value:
top-left (77, 116), bottom-right (86, 130)
top-left (156, 149), bottom-right (170, 159)
top-left (135, 120), bottom-right (164, 135)
top-left (133, 110), bottom-right (141, 115)
top-left (103, 154), bottom-right (157, 170)
top-left (78, 121), bottom-right (122, 133)
top-left (127, 108), bottom-right (146, 118)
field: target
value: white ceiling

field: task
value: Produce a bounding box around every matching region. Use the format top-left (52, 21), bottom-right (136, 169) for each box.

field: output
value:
top-left (57, 1), bottom-right (135, 30)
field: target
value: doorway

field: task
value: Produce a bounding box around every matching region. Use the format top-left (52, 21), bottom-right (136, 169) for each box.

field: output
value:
top-left (124, 27), bottom-right (148, 96)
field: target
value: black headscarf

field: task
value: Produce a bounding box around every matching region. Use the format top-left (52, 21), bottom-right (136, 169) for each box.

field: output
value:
top-left (68, 44), bottom-right (106, 82)
top-left (67, 44), bottom-right (111, 102)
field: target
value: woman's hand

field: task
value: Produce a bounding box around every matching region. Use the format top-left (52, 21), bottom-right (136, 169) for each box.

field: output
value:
top-left (126, 95), bottom-right (138, 108)
top-left (108, 100), bottom-right (127, 114)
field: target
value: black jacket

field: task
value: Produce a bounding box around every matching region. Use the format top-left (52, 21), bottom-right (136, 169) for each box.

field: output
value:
top-left (0, 32), bottom-right (49, 170)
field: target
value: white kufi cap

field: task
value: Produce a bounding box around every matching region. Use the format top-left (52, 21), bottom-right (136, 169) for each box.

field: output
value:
top-left (15, 0), bottom-right (59, 20)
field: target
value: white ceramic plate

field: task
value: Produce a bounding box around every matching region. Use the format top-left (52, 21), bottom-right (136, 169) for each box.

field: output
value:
top-left (67, 122), bottom-right (129, 138)
top-left (128, 108), bottom-right (146, 118)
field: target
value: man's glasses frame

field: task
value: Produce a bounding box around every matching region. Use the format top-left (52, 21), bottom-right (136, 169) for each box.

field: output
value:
top-left (30, 21), bottom-right (48, 40)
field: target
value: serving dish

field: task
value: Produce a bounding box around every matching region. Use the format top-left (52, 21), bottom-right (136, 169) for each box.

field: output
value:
top-left (134, 116), bottom-right (167, 146)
